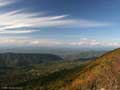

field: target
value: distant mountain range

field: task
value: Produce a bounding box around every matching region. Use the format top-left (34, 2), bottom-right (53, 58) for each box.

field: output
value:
top-left (0, 53), bottom-right (63, 67)
top-left (0, 46), bottom-right (109, 56)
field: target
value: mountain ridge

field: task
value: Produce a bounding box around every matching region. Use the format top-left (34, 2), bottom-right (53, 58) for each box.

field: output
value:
top-left (0, 53), bottom-right (63, 67)
top-left (64, 48), bottom-right (120, 90)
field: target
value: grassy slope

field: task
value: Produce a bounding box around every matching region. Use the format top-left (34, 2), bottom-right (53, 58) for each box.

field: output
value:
top-left (64, 48), bottom-right (120, 90)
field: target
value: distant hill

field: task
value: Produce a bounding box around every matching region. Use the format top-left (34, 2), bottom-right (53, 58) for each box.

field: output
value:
top-left (0, 53), bottom-right (63, 67)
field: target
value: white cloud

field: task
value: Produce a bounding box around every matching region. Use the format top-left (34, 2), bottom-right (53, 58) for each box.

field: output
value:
top-left (0, 0), bottom-right (16, 7)
top-left (0, 0), bottom-right (115, 48)
top-left (0, 38), bottom-right (119, 47)
top-left (0, 11), bottom-right (77, 29)
top-left (0, 4), bottom-right (112, 34)
top-left (0, 9), bottom-right (111, 34)
top-left (0, 0), bottom-right (112, 34)
top-left (0, 38), bottom-right (63, 46)
top-left (78, 20), bottom-right (111, 28)
top-left (0, 30), bottom-right (36, 34)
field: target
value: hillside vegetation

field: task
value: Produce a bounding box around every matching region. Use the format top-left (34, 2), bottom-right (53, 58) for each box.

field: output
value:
top-left (63, 48), bottom-right (120, 90)
top-left (0, 60), bottom-right (89, 90)
top-left (1, 48), bottom-right (119, 90)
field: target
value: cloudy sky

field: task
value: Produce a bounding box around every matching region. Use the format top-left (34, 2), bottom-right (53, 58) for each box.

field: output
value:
top-left (0, 0), bottom-right (120, 48)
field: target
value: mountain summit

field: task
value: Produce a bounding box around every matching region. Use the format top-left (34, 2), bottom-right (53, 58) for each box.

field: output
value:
top-left (64, 48), bottom-right (120, 90)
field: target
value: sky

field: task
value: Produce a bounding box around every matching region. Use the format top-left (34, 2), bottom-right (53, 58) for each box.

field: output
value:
top-left (0, 0), bottom-right (120, 48)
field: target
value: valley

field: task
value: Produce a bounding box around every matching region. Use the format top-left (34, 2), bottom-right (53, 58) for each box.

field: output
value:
top-left (1, 49), bottom-right (120, 90)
